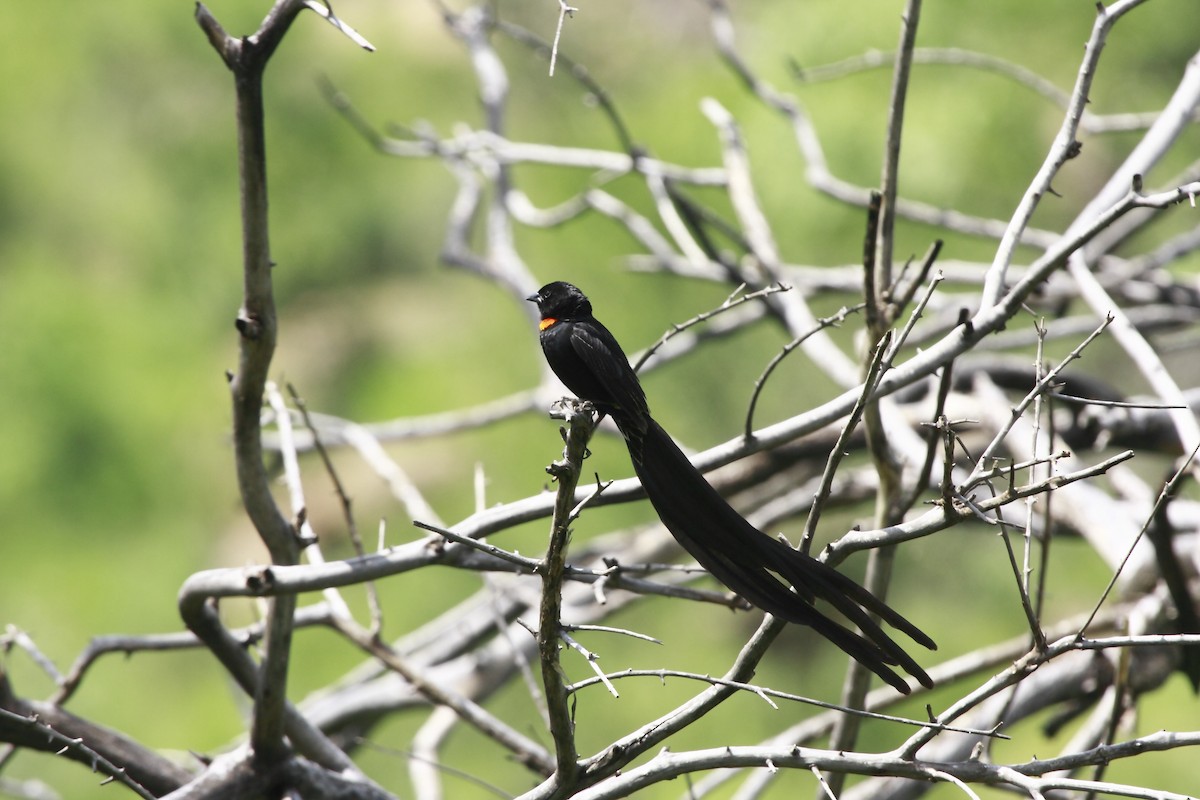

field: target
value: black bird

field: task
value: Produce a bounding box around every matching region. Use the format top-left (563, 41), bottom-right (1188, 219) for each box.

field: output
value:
top-left (527, 280), bottom-right (935, 693)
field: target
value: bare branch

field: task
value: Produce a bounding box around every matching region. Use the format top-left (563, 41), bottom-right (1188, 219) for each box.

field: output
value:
top-left (537, 400), bottom-right (597, 785)
top-left (980, 0), bottom-right (1155, 308)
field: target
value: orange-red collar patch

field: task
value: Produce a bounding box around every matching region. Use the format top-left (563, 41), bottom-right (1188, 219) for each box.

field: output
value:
top-left (538, 317), bottom-right (558, 331)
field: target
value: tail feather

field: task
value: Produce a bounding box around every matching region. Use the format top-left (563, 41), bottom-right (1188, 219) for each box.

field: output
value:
top-left (618, 414), bottom-right (934, 692)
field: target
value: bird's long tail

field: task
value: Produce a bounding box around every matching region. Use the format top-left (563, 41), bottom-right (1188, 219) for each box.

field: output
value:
top-left (618, 415), bottom-right (935, 693)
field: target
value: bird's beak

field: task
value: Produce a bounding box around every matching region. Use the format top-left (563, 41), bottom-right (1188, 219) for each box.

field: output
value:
top-left (525, 292), bottom-right (539, 303)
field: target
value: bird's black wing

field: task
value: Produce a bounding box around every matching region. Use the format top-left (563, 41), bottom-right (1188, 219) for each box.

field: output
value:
top-left (567, 320), bottom-right (650, 422)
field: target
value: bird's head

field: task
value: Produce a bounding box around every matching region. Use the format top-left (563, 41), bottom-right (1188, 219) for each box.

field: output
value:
top-left (526, 281), bottom-right (592, 323)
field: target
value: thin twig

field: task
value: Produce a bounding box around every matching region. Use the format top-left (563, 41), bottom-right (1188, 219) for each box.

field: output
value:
top-left (265, 382), bottom-right (355, 622)
top-left (905, 362), bottom-right (955, 511)
top-left (632, 284), bottom-right (789, 372)
top-left (559, 630), bottom-right (618, 698)
top-left (1049, 393), bottom-right (1188, 409)
top-left (743, 304), bottom-right (864, 439)
top-left (0, 708), bottom-right (157, 800)
top-left (979, 0), bottom-right (1155, 308)
top-left (1019, 321), bottom-right (1050, 651)
top-left (548, 0), bottom-right (577, 77)
top-left (800, 330), bottom-right (893, 554)
top-left (967, 313), bottom-right (1115, 483)
top-left (874, 0), bottom-right (923, 291)
top-left (565, 668), bottom-right (1008, 738)
top-left (1078, 442), bottom-right (1200, 637)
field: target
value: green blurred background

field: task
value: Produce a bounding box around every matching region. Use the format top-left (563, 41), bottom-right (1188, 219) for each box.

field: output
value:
top-left (1, 1), bottom-right (1198, 797)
